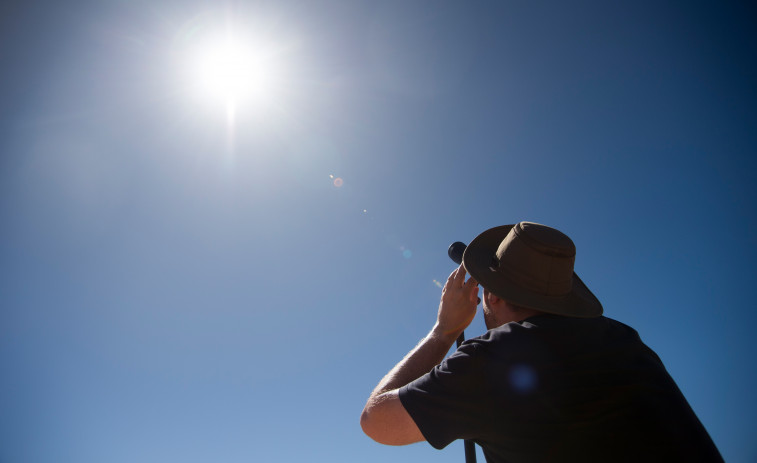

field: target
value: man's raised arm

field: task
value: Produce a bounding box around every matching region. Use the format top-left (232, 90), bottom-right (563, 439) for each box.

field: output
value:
top-left (360, 266), bottom-right (479, 445)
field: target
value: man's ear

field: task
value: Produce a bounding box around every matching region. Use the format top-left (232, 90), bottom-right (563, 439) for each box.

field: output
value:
top-left (485, 291), bottom-right (502, 305)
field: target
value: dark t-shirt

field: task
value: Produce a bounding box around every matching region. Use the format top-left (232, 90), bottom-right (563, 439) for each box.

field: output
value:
top-left (399, 315), bottom-right (722, 463)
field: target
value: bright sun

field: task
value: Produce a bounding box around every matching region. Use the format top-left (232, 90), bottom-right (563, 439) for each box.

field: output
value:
top-left (190, 34), bottom-right (279, 108)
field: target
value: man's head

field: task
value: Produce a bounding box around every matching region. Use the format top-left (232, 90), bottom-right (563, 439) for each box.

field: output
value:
top-left (480, 287), bottom-right (544, 328)
top-left (463, 222), bottom-right (603, 320)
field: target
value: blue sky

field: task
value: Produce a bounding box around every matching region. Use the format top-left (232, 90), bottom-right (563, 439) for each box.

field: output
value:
top-left (1, 1), bottom-right (755, 462)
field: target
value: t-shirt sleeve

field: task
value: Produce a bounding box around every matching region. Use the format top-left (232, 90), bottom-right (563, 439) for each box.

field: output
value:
top-left (398, 341), bottom-right (492, 449)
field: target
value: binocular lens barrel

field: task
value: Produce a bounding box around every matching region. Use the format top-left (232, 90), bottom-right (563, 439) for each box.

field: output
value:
top-left (448, 241), bottom-right (466, 265)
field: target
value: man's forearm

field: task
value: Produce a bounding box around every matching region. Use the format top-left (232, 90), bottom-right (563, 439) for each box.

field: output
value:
top-left (361, 266), bottom-right (478, 445)
top-left (369, 323), bottom-right (460, 398)
top-left (361, 324), bottom-right (458, 445)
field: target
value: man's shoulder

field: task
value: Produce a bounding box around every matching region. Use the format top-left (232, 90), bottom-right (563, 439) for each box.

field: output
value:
top-left (494, 314), bottom-right (638, 336)
top-left (466, 315), bottom-right (643, 356)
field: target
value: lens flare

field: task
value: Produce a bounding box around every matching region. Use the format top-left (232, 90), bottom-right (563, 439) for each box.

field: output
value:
top-left (509, 364), bottom-right (537, 394)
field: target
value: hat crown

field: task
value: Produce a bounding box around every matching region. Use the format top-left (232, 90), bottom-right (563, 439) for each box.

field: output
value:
top-left (463, 221), bottom-right (602, 317)
top-left (495, 222), bottom-right (576, 297)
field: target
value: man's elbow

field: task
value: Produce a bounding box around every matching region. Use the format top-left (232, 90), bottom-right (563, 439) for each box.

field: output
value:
top-left (360, 404), bottom-right (384, 444)
top-left (361, 402), bottom-right (394, 445)
top-left (360, 395), bottom-right (423, 446)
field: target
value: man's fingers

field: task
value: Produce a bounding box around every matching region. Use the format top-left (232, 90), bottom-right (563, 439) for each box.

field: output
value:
top-left (463, 275), bottom-right (478, 291)
top-left (444, 266), bottom-right (476, 294)
top-left (455, 265), bottom-right (467, 286)
top-left (464, 277), bottom-right (479, 301)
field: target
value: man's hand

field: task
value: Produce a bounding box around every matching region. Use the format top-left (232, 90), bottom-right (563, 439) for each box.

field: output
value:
top-left (435, 265), bottom-right (479, 339)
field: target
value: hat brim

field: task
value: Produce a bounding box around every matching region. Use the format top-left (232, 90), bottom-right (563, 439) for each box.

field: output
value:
top-left (462, 225), bottom-right (603, 318)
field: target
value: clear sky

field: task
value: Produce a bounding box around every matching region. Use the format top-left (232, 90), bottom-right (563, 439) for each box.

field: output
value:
top-left (1, 1), bottom-right (755, 462)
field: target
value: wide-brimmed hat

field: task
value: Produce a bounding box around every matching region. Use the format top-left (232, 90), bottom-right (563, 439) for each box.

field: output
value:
top-left (462, 222), bottom-right (602, 318)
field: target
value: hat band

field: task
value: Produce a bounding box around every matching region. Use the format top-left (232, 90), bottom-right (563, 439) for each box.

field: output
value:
top-left (492, 256), bottom-right (573, 297)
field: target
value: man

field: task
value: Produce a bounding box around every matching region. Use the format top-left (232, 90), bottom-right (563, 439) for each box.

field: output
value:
top-left (360, 222), bottom-right (722, 462)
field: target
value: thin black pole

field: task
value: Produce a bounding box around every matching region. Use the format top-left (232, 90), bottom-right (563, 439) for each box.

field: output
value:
top-left (455, 331), bottom-right (477, 463)
top-left (448, 242), bottom-right (477, 463)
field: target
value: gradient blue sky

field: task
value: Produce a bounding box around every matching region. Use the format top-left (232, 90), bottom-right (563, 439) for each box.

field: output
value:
top-left (2, 1), bottom-right (756, 462)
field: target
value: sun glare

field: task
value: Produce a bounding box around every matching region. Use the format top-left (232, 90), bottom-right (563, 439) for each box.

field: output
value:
top-left (190, 33), bottom-right (281, 109)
